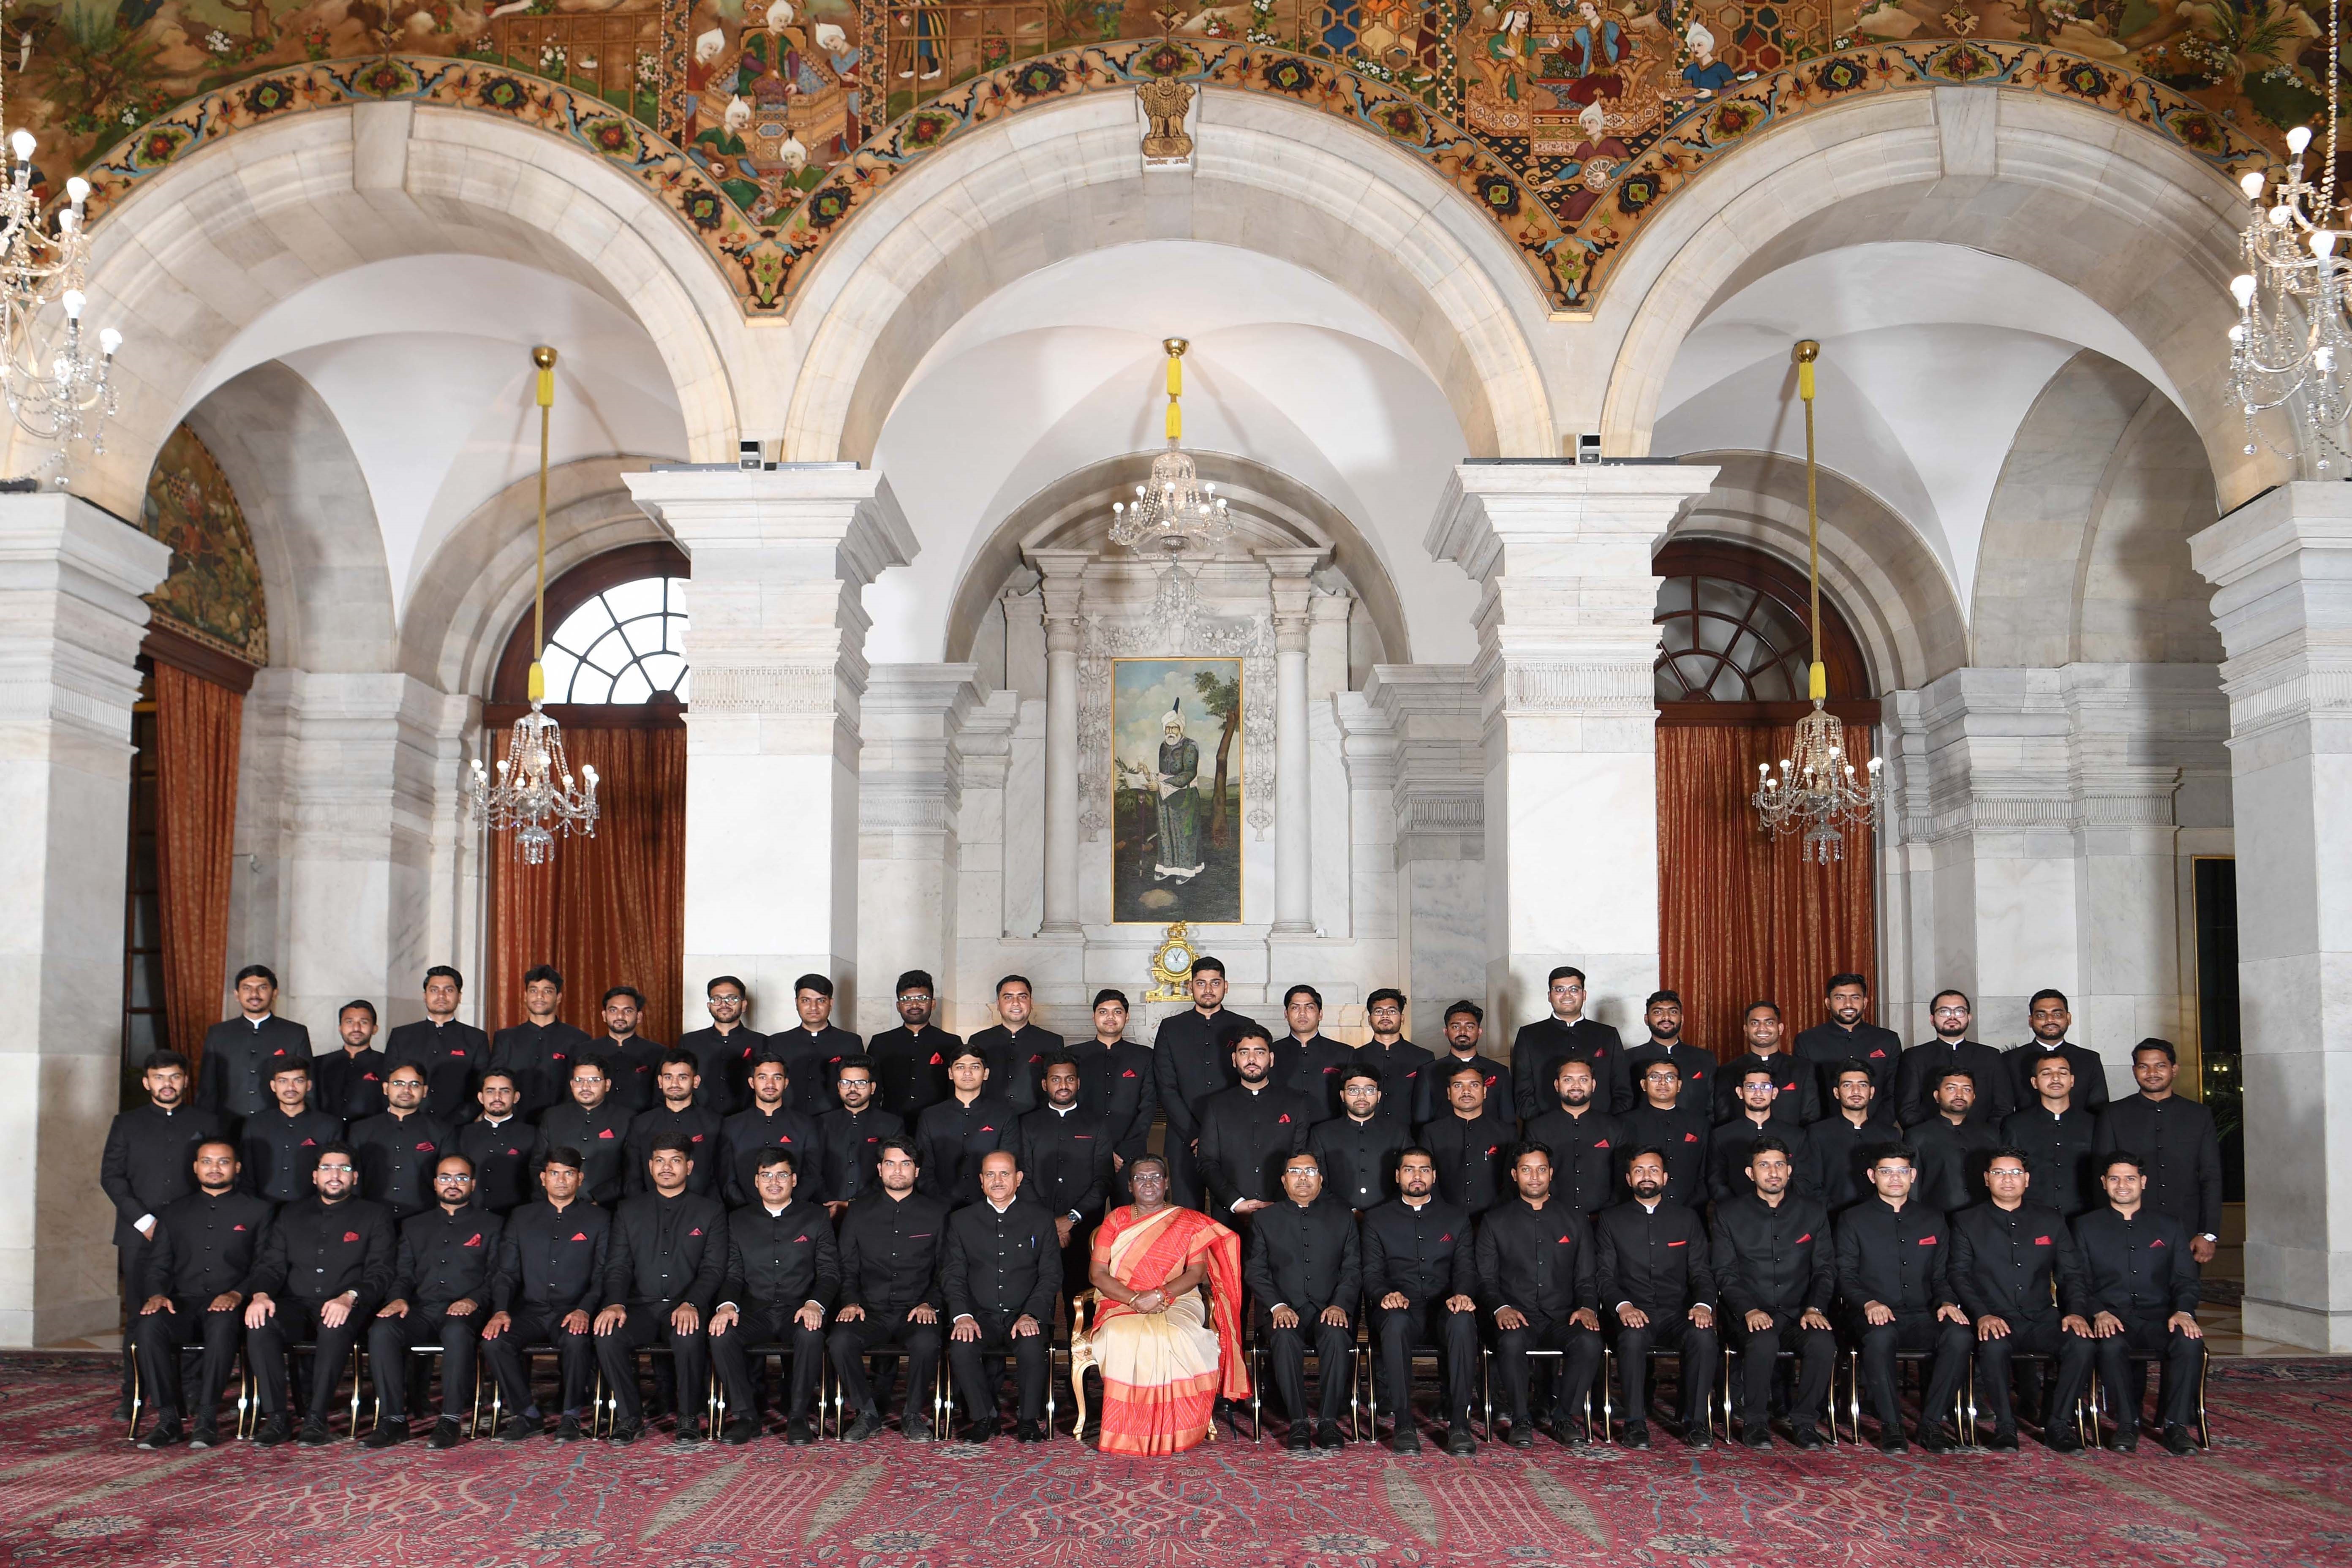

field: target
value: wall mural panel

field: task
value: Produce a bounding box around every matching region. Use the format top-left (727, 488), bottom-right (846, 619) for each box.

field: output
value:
top-left (1112, 656), bottom-right (1244, 923)
top-left (48, 0), bottom-right (2282, 315)
top-left (139, 421), bottom-right (269, 667)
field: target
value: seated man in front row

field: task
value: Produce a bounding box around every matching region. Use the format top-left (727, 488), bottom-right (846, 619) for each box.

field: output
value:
top-left (133, 1139), bottom-right (275, 1450)
top-left (365, 1154), bottom-right (501, 1448)
top-left (1834, 1144), bottom-right (1971, 1453)
top-left (243, 1142), bottom-right (397, 1445)
top-left (943, 1150), bottom-right (1060, 1443)
top-left (1596, 1147), bottom-right (1717, 1448)
top-left (709, 1147), bottom-right (837, 1444)
top-left (1707, 1134), bottom-right (1834, 1450)
top-left (2076, 1150), bottom-right (2206, 1455)
top-left (1475, 1144), bottom-right (1603, 1448)
top-left (830, 1139), bottom-right (951, 1441)
top-left (481, 1146), bottom-right (609, 1441)
top-left (1948, 1147), bottom-right (2094, 1452)
top-left (1243, 1150), bottom-right (1360, 1451)
top-left (594, 1134), bottom-right (726, 1442)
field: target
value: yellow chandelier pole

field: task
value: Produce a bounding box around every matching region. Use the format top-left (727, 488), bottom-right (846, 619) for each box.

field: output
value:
top-left (1108, 335), bottom-right (1234, 561)
top-left (529, 344), bottom-right (554, 703)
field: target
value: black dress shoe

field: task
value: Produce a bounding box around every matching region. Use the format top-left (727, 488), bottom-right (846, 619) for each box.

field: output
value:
top-left (1315, 1421), bottom-right (1345, 1451)
top-left (1742, 1427), bottom-right (1773, 1450)
top-left (114, 1400), bottom-right (134, 1424)
top-left (1285, 1424), bottom-right (1314, 1451)
top-left (1557, 1421), bottom-right (1591, 1448)
top-left (1444, 1424), bottom-right (1478, 1456)
top-left (2110, 1435), bottom-right (2139, 1454)
top-left (1503, 1421), bottom-right (1535, 1449)
top-left (1918, 1429), bottom-right (1956, 1455)
top-left (1683, 1425), bottom-right (1714, 1450)
top-left (1014, 1421), bottom-right (1046, 1443)
top-left (1876, 1433), bottom-right (1908, 1454)
top-left (721, 1416), bottom-right (757, 1445)
top-left (255, 1414), bottom-right (294, 1446)
top-left (2044, 1429), bottom-right (2083, 1454)
top-left (298, 1417), bottom-right (334, 1447)
top-left (428, 1418), bottom-right (463, 1450)
top-left (902, 1415), bottom-right (934, 1443)
top-left (188, 1422), bottom-right (219, 1450)
top-left (362, 1421), bottom-right (408, 1449)
top-left (498, 1416), bottom-right (536, 1441)
top-left (1985, 1428), bottom-right (2019, 1452)
top-left (1388, 1427), bottom-right (1423, 1455)
top-left (843, 1412), bottom-right (884, 1442)
top-left (784, 1418), bottom-right (818, 1445)
top-left (965, 1418), bottom-right (997, 1444)
top-left (673, 1418), bottom-right (707, 1443)
top-left (607, 1421), bottom-right (642, 1445)
top-left (556, 1414), bottom-right (585, 1442)
top-left (2161, 1425), bottom-right (2198, 1456)
top-left (136, 1421), bottom-right (183, 1451)
top-left (1791, 1426), bottom-right (1825, 1452)
top-left (1619, 1423), bottom-right (1651, 1450)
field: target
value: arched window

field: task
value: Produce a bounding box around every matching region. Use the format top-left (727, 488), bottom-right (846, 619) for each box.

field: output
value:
top-left (1653, 540), bottom-right (1870, 712)
top-left (491, 542), bottom-right (691, 707)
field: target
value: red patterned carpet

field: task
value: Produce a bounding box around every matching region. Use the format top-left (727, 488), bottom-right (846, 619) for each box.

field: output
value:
top-left (6, 1355), bottom-right (2351, 1566)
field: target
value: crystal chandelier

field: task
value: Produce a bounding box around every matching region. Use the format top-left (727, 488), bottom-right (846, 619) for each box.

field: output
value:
top-left (1110, 338), bottom-right (1233, 559)
top-left (2225, 0), bottom-right (2352, 469)
top-left (466, 346), bottom-right (600, 864)
top-left (1752, 340), bottom-right (1884, 864)
top-left (0, 0), bottom-right (121, 479)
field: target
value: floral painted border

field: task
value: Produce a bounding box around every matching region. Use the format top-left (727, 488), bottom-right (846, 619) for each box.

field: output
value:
top-left (78, 39), bottom-right (2268, 319)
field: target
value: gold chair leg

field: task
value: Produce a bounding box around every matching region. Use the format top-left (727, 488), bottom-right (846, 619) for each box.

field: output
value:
top-left (126, 1351), bottom-right (142, 1442)
top-left (347, 1346), bottom-right (364, 1441)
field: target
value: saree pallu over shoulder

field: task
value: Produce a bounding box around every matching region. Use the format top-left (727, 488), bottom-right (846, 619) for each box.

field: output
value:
top-left (1089, 1203), bottom-right (1249, 1454)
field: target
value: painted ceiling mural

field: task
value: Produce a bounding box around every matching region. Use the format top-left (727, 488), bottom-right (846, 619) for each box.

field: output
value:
top-left (139, 421), bottom-right (270, 666)
top-left (38, 0), bottom-right (2284, 313)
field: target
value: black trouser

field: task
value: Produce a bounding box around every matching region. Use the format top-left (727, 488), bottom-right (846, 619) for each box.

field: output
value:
top-left (594, 1303), bottom-right (709, 1428)
top-left (2095, 1310), bottom-right (2205, 1434)
top-left (479, 1306), bottom-right (596, 1416)
top-left (248, 1296), bottom-right (365, 1418)
top-left (1727, 1311), bottom-right (1834, 1432)
top-left (1489, 1312), bottom-right (1603, 1427)
top-left (1059, 1225), bottom-right (1094, 1316)
top-left (1372, 1301), bottom-right (1479, 1429)
top-left (1166, 1131), bottom-right (1208, 1211)
top-left (132, 1297), bottom-right (243, 1425)
top-left (1973, 1311), bottom-right (2093, 1436)
top-left (1853, 1310), bottom-right (1971, 1439)
top-left (828, 1308), bottom-right (942, 1421)
top-left (1255, 1307), bottom-right (1353, 1428)
top-left (366, 1306), bottom-right (482, 1420)
top-left (946, 1310), bottom-right (1050, 1425)
top-left (117, 1246), bottom-right (149, 1400)
top-left (1611, 1310), bottom-right (1716, 1429)
top-left (709, 1301), bottom-right (827, 1423)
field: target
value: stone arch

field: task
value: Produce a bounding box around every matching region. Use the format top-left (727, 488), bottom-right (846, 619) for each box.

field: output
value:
top-left (1590, 86), bottom-right (2265, 508)
top-left (779, 88), bottom-right (1563, 467)
top-left (55, 101), bottom-right (767, 522)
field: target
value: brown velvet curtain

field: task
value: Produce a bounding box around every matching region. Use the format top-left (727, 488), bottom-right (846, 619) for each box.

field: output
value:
top-left (489, 723), bottom-right (687, 1042)
top-left (1658, 721), bottom-right (1878, 1062)
top-left (152, 661), bottom-right (244, 1070)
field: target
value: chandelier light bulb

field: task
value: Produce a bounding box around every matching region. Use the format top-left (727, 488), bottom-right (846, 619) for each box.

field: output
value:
top-left (2231, 274), bottom-right (2258, 307)
top-left (2242, 170), bottom-right (2268, 199)
top-left (582, 764), bottom-right (598, 783)
top-left (60, 289), bottom-right (82, 320)
top-left (98, 327), bottom-right (120, 356)
top-left (64, 175), bottom-right (87, 207)
top-left (2289, 124), bottom-right (2314, 155)
top-left (2317, 230), bottom-right (2341, 258)
top-left (8, 129), bottom-right (32, 162)
top-left (2230, 323), bottom-right (2246, 343)
top-left (2270, 205), bottom-right (2294, 226)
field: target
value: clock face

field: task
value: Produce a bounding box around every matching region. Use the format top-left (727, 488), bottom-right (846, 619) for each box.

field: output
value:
top-left (1165, 945), bottom-right (1192, 970)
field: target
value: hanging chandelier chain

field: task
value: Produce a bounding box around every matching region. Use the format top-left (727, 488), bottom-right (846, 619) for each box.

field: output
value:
top-left (1108, 337), bottom-right (1235, 562)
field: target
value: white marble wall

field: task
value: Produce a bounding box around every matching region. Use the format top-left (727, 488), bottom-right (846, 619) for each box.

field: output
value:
top-left (855, 665), bottom-right (979, 1034)
top-left (0, 495), bottom-right (169, 1346)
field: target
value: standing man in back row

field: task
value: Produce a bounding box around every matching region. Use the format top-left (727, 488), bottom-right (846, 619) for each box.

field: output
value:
top-left (198, 966), bottom-right (311, 1128)
top-left (1511, 967), bottom-right (1623, 1124)
top-left (1153, 957), bottom-right (1249, 1210)
top-left (1794, 973), bottom-right (1900, 1106)
top-left (382, 966), bottom-right (488, 1122)
top-left (968, 974), bottom-right (1059, 1114)
top-left (870, 970), bottom-right (960, 1122)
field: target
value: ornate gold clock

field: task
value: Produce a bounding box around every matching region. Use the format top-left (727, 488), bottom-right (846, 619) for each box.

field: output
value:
top-left (1143, 922), bottom-right (1197, 1002)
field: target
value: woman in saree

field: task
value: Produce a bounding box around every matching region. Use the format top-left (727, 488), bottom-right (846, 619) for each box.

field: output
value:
top-left (1086, 1155), bottom-right (1249, 1455)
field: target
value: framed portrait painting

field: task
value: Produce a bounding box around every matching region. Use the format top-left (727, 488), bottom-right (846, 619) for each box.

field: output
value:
top-left (1111, 657), bottom-right (1243, 924)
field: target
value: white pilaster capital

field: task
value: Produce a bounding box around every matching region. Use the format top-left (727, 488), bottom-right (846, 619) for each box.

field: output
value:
top-left (1029, 549), bottom-right (1091, 652)
top-left (0, 495), bottom-right (172, 737)
top-left (1424, 461), bottom-right (1719, 582)
top-left (625, 465), bottom-right (916, 590)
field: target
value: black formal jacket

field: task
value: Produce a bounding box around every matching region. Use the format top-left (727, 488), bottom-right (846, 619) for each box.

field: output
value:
top-left (2072, 1205), bottom-right (2200, 1318)
top-left (487, 1019), bottom-right (595, 1121)
top-left (1708, 1192), bottom-right (1834, 1318)
top-left (1711, 1051), bottom-right (1820, 1128)
top-left (2002, 1041), bottom-right (2110, 1117)
top-left (1613, 1040), bottom-right (1713, 1117)
top-left (239, 1106), bottom-right (346, 1205)
top-left (1510, 1016), bottom-right (1625, 1124)
top-left (1151, 1007), bottom-right (1251, 1146)
top-left (718, 1198), bottom-right (839, 1313)
top-left (1423, 1053), bottom-right (1513, 1129)
top-left (346, 1110), bottom-right (454, 1218)
top-left (2094, 1094), bottom-right (2224, 1237)
top-left (914, 1094), bottom-right (1020, 1206)
top-left (1909, 1113), bottom-right (1998, 1215)
top-left (1309, 1113), bottom-right (1406, 1211)
top-left (1243, 1198), bottom-right (1361, 1318)
top-left (1474, 1198), bottom-right (1597, 1323)
top-left (1793, 1020), bottom-right (1902, 1102)
top-left (490, 1198), bottom-right (609, 1315)
top-left (140, 1187), bottom-right (275, 1300)
top-left (387, 1204), bottom-right (503, 1311)
top-left (718, 1103), bottom-right (823, 1209)
top-left (1283, 1034), bottom-right (1357, 1118)
top-left (313, 1047), bottom-right (389, 1124)
top-left (455, 1116), bottom-right (541, 1214)
top-left (1348, 1040), bottom-right (1435, 1126)
top-left (623, 1102), bottom-right (726, 1197)
top-left (1595, 1198), bottom-right (1716, 1317)
top-left (101, 1102), bottom-right (226, 1250)
top-left (1620, 1102), bottom-right (1712, 1208)
top-left (2000, 1105), bottom-right (2099, 1217)
top-left (1948, 1200), bottom-right (2088, 1321)
top-left (382, 1018), bottom-right (490, 1122)
top-left (1064, 1038), bottom-right (1158, 1164)
top-left (676, 1023), bottom-right (764, 1115)
top-left (601, 1190), bottom-right (727, 1310)
top-left (868, 1025), bottom-right (961, 1121)
top-left (814, 1105), bottom-right (906, 1206)
top-left (1834, 1196), bottom-right (1957, 1318)
top-left (1801, 1113), bottom-right (1899, 1213)
top-left (1417, 1110), bottom-right (1516, 1216)
top-left (580, 1036), bottom-right (666, 1118)
top-left (534, 1101), bottom-right (633, 1206)
top-left (755, 1023), bottom-right (861, 1118)
top-left (1522, 1105), bottom-right (1628, 1217)
top-left (246, 1194), bottom-right (396, 1311)
top-left (836, 1191), bottom-right (951, 1318)
top-left (943, 1197), bottom-right (1061, 1323)
top-left (1360, 1196), bottom-right (1475, 1309)
top-left (197, 1015), bottom-right (312, 1119)
top-left (1894, 1039), bottom-right (2014, 1127)
top-left (1018, 1104), bottom-right (1116, 1221)
top-left (1707, 1117), bottom-right (1783, 1204)
top-left (968, 1023), bottom-right (1061, 1113)
top-left (1198, 1083), bottom-right (1318, 1214)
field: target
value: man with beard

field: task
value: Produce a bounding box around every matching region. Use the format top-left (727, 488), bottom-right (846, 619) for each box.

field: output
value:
top-left (1615, 991), bottom-right (1712, 1116)
top-left (1197, 1026), bottom-right (1318, 1221)
top-left (1152, 957), bottom-right (1252, 1209)
top-left (626, 1052), bottom-right (726, 1197)
top-left (677, 975), bottom-right (763, 1116)
top-left (1713, 1002), bottom-right (1819, 1128)
top-left (1361, 1147), bottom-right (1481, 1454)
top-left (967, 974), bottom-right (1060, 1114)
top-left (1794, 972), bottom-right (1900, 1105)
top-left (1309, 1066), bottom-right (1406, 1212)
top-left (1894, 991), bottom-right (2013, 1127)
top-left (1523, 1056), bottom-right (1625, 1219)
top-left (1418, 1059), bottom-right (1517, 1215)
top-left (721, 1058), bottom-right (822, 1209)
top-left (830, 1140), bottom-right (952, 1441)
top-left (348, 1064), bottom-right (452, 1220)
top-left (1802, 1065), bottom-right (1898, 1214)
top-left (382, 966), bottom-right (489, 1122)
top-left (488, 965), bottom-right (595, 1121)
top-left (870, 970), bottom-right (961, 1122)
top-left (708, 1149), bottom-right (836, 1444)
top-left (364, 1154), bottom-right (501, 1448)
top-left (1911, 1068), bottom-right (1999, 1215)
top-left (242, 1143), bottom-right (397, 1445)
top-left (816, 1057), bottom-right (906, 1215)
top-left (538, 1059), bottom-right (632, 1206)
top-left (582, 987), bottom-right (665, 1119)
top-left (1596, 1148), bottom-right (1718, 1448)
top-left (1423, 1001), bottom-right (1511, 1126)
top-left (757, 974), bottom-right (860, 1119)
top-left (481, 1148), bottom-right (607, 1441)
top-left (131, 1139), bottom-right (272, 1449)
top-left (2002, 990), bottom-right (2110, 1118)
top-left (1019, 1055), bottom-right (1115, 1307)
top-left (314, 1001), bottom-right (389, 1124)
top-left (457, 1071), bottom-right (540, 1215)
top-left (1708, 1135), bottom-right (1834, 1449)
top-left (1475, 1145), bottom-right (1604, 1448)
top-left (1622, 1059), bottom-right (1710, 1207)
top-left (240, 1059), bottom-right (343, 1205)
top-left (197, 966), bottom-right (310, 1127)
top-left (594, 1135), bottom-right (727, 1442)
top-left (1510, 966), bottom-right (1624, 1123)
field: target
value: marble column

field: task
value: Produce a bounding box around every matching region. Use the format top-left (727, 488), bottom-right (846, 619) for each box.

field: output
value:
top-left (2191, 482), bottom-right (2352, 1351)
top-left (857, 664), bottom-right (977, 1035)
top-left (1031, 550), bottom-right (1087, 935)
top-left (1265, 550), bottom-right (1324, 935)
top-left (627, 466), bottom-right (914, 1021)
top-left (0, 495), bottom-right (169, 1345)
top-left (1426, 462), bottom-right (1715, 1035)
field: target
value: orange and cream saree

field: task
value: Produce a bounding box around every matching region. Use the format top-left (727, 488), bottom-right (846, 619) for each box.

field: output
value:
top-left (1088, 1203), bottom-right (1249, 1455)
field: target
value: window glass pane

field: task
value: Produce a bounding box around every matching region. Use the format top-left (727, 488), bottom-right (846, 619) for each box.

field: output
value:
top-left (640, 651), bottom-right (687, 693)
top-left (1748, 660), bottom-right (1797, 702)
top-left (1654, 576), bottom-right (1692, 617)
top-left (1670, 653), bottom-right (1718, 696)
top-left (610, 664), bottom-right (653, 705)
top-left (1692, 612), bottom-right (1737, 654)
top-left (619, 613), bottom-right (668, 660)
top-left (535, 575), bottom-right (690, 705)
top-left (602, 578), bottom-right (663, 621)
top-left (1658, 615), bottom-right (1696, 656)
top-left (1694, 578), bottom-right (1751, 622)
top-left (1707, 661), bottom-right (1747, 702)
top-left (539, 645), bottom-right (583, 700)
